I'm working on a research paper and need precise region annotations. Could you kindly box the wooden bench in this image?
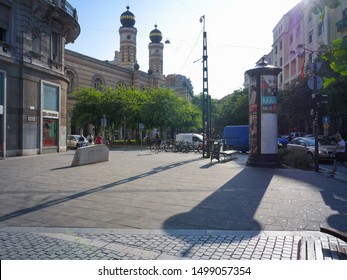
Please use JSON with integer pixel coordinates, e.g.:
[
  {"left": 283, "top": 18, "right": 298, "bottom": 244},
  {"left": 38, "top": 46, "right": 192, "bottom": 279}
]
[{"left": 297, "top": 226, "right": 347, "bottom": 260}]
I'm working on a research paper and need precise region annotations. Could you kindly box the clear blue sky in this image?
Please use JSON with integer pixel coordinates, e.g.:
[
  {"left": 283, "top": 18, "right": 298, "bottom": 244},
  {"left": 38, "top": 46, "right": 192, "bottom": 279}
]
[{"left": 66, "top": 0, "right": 301, "bottom": 99}]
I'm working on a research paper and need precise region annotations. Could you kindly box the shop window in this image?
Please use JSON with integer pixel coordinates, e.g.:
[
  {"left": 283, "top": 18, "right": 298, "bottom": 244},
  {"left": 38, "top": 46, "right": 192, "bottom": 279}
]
[{"left": 42, "top": 119, "right": 58, "bottom": 147}]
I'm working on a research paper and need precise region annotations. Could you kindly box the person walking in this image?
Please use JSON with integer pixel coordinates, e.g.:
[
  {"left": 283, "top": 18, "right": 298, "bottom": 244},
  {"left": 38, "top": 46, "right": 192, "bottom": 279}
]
[
  {"left": 327, "top": 133, "right": 346, "bottom": 178},
  {"left": 95, "top": 133, "right": 103, "bottom": 145},
  {"left": 154, "top": 132, "right": 161, "bottom": 154}
]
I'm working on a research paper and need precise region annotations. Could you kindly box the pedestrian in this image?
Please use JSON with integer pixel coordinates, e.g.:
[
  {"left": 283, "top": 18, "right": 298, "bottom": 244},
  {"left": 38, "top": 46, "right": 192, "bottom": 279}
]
[
  {"left": 154, "top": 132, "right": 161, "bottom": 153},
  {"left": 78, "top": 134, "right": 86, "bottom": 147},
  {"left": 95, "top": 133, "right": 103, "bottom": 145},
  {"left": 87, "top": 133, "right": 94, "bottom": 144},
  {"left": 327, "top": 133, "right": 346, "bottom": 178}
]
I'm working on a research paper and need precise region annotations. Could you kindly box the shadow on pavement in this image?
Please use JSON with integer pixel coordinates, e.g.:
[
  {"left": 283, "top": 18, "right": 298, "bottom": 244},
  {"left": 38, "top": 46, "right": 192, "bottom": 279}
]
[
  {"left": 0, "top": 157, "right": 204, "bottom": 223},
  {"left": 163, "top": 167, "right": 273, "bottom": 256},
  {"left": 321, "top": 189, "right": 347, "bottom": 232}
]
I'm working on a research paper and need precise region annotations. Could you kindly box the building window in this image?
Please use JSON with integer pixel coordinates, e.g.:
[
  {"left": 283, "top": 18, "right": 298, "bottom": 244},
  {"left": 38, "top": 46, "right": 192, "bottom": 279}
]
[
  {"left": 280, "top": 57, "right": 283, "bottom": 66},
  {"left": 93, "top": 77, "right": 103, "bottom": 90},
  {"left": 308, "top": 31, "right": 313, "bottom": 43},
  {"left": 51, "top": 32, "right": 61, "bottom": 62},
  {"left": 66, "top": 70, "right": 75, "bottom": 95},
  {"left": 32, "top": 28, "right": 41, "bottom": 54},
  {"left": 0, "top": 3, "right": 10, "bottom": 42},
  {"left": 43, "top": 83, "right": 59, "bottom": 111},
  {"left": 308, "top": 12, "right": 312, "bottom": 22},
  {"left": 290, "top": 33, "right": 293, "bottom": 44},
  {"left": 318, "top": 22, "right": 324, "bottom": 36},
  {"left": 279, "top": 40, "right": 282, "bottom": 50}
]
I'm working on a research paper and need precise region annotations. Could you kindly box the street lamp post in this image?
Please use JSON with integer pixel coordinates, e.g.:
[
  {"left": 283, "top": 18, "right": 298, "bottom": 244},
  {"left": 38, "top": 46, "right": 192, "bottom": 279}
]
[{"left": 200, "top": 15, "right": 211, "bottom": 158}]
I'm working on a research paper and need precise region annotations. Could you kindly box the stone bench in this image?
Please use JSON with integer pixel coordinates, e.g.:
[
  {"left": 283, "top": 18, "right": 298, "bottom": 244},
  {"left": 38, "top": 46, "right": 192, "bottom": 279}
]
[{"left": 71, "top": 144, "right": 109, "bottom": 167}]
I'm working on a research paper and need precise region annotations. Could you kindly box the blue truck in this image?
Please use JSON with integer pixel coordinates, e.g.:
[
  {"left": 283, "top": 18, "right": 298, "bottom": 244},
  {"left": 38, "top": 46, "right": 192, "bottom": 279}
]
[{"left": 223, "top": 125, "right": 249, "bottom": 153}]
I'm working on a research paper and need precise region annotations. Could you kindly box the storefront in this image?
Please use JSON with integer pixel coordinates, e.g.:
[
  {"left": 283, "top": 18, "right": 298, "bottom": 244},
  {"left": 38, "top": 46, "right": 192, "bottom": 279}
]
[{"left": 41, "top": 82, "right": 60, "bottom": 153}]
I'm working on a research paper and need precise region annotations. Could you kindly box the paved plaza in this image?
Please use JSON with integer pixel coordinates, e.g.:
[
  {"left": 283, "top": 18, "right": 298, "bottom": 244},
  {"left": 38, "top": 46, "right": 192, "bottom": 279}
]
[{"left": 0, "top": 148, "right": 346, "bottom": 259}]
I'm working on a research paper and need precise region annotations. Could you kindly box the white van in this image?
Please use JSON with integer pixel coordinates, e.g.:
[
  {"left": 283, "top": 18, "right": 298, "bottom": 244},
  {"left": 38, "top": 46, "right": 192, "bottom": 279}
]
[{"left": 175, "top": 133, "right": 203, "bottom": 147}]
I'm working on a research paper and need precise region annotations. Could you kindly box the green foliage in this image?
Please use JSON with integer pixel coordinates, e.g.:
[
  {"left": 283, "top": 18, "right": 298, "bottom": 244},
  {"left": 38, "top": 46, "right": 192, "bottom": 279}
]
[
  {"left": 70, "top": 86, "right": 201, "bottom": 134},
  {"left": 278, "top": 149, "right": 312, "bottom": 169},
  {"left": 311, "top": 0, "right": 341, "bottom": 19},
  {"left": 212, "top": 88, "right": 248, "bottom": 134},
  {"left": 322, "top": 38, "right": 347, "bottom": 82}
]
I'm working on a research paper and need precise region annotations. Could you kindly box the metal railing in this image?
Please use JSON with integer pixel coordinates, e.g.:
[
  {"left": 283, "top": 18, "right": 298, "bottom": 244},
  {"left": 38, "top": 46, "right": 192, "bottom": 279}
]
[{"left": 44, "top": 0, "right": 78, "bottom": 21}]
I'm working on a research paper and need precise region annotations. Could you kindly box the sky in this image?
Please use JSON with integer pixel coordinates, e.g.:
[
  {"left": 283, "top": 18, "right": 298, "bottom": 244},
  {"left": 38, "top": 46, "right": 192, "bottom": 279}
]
[{"left": 66, "top": 0, "right": 301, "bottom": 100}]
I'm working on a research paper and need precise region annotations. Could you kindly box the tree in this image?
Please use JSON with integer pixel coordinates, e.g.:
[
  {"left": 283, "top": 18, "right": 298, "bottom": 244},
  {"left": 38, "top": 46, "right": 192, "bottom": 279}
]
[
  {"left": 71, "top": 86, "right": 202, "bottom": 138},
  {"left": 311, "top": 0, "right": 341, "bottom": 19},
  {"left": 213, "top": 88, "right": 248, "bottom": 134}
]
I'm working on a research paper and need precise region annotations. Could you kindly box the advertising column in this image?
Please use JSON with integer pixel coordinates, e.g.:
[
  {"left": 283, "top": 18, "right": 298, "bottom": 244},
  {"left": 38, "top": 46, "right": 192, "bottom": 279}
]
[{"left": 245, "top": 58, "right": 282, "bottom": 167}]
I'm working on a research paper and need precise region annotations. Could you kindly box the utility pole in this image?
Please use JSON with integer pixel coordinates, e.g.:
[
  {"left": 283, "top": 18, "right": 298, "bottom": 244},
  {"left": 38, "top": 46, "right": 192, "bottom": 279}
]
[
  {"left": 200, "top": 15, "right": 211, "bottom": 158},
  {"left": 308, "top": 61, "right": 323, "bottom": 172}
]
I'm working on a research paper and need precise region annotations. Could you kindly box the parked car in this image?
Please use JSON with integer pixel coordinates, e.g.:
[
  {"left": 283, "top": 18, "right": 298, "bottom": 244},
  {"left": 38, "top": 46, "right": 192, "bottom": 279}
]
[
  {"left": 286, "top": 137, "right": 336, "bottom": 160},
  {"left": 278, "top": 136, "right": 289, "bottom": 148},
  {"left": 67, "top": 135, "right": 88, "bottom": 149}
]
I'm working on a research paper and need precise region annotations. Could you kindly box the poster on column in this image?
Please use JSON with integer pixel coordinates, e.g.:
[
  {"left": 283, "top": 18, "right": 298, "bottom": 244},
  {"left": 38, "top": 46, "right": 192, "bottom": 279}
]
[
  {"left": 261, "top": 75, "right": 278, "bottom": 113},
  {"left": 249, "top": 77, "right": 258, "bottom": 154}
]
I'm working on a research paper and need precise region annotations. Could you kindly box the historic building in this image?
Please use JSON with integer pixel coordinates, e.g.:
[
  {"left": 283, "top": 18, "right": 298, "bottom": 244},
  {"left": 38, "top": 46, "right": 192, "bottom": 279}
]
[
  {"left": 65, "top": 5, "right": 193, "bottom": 137},
  {"left": 0, "top": 2, "right": 193, "bottom": 158},
  {"left": 0, "top": 0, "right": 80, "bottom": 158}
]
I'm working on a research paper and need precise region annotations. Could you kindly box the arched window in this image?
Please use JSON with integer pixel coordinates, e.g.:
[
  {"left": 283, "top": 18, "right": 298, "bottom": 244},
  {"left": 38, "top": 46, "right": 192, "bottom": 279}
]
[
  {"left": 93, "top": 77, "right": 103, "bottom": 90},
  {"left": 66, "top": 70, "right": 75, "bottom": 95}
]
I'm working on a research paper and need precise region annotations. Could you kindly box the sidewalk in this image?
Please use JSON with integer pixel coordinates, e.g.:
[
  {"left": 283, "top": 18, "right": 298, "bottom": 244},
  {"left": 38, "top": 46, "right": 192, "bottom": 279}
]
[{"left": 0, "top": 149, "right": 346, "bottom": 260}]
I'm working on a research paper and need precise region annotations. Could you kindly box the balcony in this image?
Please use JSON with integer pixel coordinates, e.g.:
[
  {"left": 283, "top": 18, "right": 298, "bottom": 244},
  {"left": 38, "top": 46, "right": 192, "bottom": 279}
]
[
  {"left": 336, "top": 17, "right": 347, "bottom": 33},
  {"left": 37, "top": 0, "right": 80, "bottom": 43}
]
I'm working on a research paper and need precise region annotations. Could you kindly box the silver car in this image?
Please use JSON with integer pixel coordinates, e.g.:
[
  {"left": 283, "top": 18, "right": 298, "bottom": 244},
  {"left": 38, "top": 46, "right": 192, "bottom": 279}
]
[
  {"left": 286, "top": 137, "right": 336, "bottom": 160},
  {"left": 67, "top": 135, "right": 88, "bottom": 149}
]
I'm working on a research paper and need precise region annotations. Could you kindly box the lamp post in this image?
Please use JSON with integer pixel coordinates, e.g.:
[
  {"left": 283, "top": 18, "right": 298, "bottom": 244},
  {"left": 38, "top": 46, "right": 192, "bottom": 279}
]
[
  {"left": 297, "top": 45, "right": 323, "bottom": 172},
  {"left": 200, "top": 15, "right": 211, "bottom": 158}
]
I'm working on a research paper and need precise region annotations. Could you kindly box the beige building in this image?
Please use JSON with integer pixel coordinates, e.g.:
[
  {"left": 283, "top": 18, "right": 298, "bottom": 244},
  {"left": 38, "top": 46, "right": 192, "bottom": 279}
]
[
  {"left": 272, "top": 0, "right": 347, "bottom": 88},
  {"left": 65, "top": 6, "right": 194, "bottom": 138}
]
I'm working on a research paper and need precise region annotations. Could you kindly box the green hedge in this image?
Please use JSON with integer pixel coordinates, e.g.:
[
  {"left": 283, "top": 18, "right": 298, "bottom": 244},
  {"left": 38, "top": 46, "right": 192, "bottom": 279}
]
[{"left": 278, "top": 149, "right": 313, "bottom": 169}]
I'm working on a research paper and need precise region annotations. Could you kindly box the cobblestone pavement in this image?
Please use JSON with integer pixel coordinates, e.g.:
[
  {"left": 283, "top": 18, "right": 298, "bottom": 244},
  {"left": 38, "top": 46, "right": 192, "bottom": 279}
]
[
  {"left": 0, "top": 148, "right": 346, "bottom": 260},
  {"left": 1, "top": 227, "right": 346, "bottom": 260}
]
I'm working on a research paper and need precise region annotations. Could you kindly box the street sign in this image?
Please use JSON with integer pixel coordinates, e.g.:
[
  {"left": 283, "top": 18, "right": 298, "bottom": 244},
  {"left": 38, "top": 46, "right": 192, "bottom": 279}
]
[
  {"left": 308, "top": 62, "right": 322, "bottom": 71},
  {"left": 307, "top": 76, "right": 323, "bottom": 90}
]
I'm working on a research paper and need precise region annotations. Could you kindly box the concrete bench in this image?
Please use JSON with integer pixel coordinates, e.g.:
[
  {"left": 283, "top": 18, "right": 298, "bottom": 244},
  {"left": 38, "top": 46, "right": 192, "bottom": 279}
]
[
  {"left": 71, "top": 144, "right": 109, "bottom": 167},
  {"left": 219, "top": 150, "right": 238, "bottom": 161},
  {"left": 211, "top": 148, "right": 238, "bottom": 163}
]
